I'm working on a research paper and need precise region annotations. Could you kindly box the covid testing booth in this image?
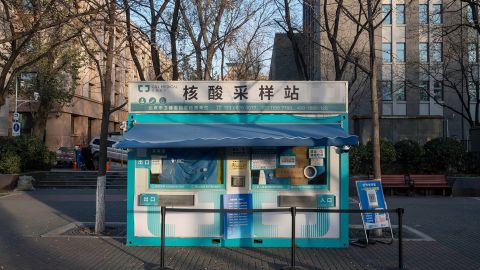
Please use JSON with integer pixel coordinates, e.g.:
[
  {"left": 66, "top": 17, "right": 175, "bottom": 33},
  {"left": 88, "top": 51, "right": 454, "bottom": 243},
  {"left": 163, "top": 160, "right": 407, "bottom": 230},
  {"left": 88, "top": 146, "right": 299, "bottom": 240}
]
[{"left": 116, "top": 81, "right": 358, "bottom": 247}]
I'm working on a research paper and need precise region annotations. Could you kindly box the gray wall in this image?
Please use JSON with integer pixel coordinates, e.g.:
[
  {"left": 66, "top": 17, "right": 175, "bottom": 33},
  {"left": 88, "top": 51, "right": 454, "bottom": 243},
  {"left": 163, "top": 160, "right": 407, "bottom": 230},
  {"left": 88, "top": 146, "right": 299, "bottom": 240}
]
[
  {"left": 353, "top": 116, "right": 444, "bottom": 145},
  {"left": 0, "top": 98, "right": 9, "bottom": 136}
]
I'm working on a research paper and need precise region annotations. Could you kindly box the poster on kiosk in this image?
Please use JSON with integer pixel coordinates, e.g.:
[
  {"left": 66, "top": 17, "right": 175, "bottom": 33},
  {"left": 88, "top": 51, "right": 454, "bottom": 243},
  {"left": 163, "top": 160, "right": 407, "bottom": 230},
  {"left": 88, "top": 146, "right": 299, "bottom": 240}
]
[{"left": 116, "top": 81, "right": 358, "bottom": 248}]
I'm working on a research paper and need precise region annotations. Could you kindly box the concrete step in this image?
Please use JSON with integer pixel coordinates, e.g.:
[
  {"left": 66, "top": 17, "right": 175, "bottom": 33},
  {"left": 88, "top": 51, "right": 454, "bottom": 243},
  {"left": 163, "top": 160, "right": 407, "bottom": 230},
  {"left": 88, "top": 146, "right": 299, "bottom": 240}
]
[{"left": 34, "top": 170, "right": 127, "bottom": 189}]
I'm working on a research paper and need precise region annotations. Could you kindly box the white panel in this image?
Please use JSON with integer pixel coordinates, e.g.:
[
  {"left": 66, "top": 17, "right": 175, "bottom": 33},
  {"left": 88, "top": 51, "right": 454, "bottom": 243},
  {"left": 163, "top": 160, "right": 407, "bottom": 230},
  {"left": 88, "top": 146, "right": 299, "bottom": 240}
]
[
  {"left": 382, "top": 103, "right": 393, "bottom": 115},
  {"left": 469, "top": 104, "right": 477, "bottom": 119},
  {"left": 324, "top": 146, "right": 340, "bottom": 238},
  {"left": 419, "top": 103, "right": 430, "bottom": 115},
  {"left": 134, "top": 168, "right": 155, "bottom": 237},
  {"left": 393, "top": 103, "right": 407, "bottom": 115},
  {"left": 419, "top": 26, "right": 429, "bottom": 42},
  {"left": 395, "top": 26, "right": 406, "bottom": 42},
  {"left": 382, "top": 26, "right": 392, "bottom": 43},
  {"left": 382, "top": 64, "right": 392, "bottom": 80},
  {"left": 430, "top": 103, "right": 444, "bottom": 115},
  {"left": 394, "top": 64, "right": 406, "bottom": 80}
]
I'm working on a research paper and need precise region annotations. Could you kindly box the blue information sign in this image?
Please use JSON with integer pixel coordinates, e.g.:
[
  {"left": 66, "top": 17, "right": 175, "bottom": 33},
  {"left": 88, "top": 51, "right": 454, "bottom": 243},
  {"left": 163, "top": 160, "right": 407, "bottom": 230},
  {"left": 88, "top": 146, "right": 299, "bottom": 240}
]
[
  {"left": 223, "top": 194, "right": 253, "bottom": 239},
  {"left": 355, "top": 180, "right": 389, "bottom": 230}
]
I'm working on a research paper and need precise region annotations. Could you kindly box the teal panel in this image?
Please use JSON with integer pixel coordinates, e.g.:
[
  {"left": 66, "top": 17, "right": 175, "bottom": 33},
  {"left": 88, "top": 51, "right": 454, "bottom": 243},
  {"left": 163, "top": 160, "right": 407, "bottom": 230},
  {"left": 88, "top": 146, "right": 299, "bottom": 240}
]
[
  {"left": 129, "top": 113, "right": 344, "bottom": 125},
  {"left": 197, "top": 191, "right": 223, "bottom": 237},
  {"left": 317, "top": 194, "right": 336, "bottom": 208},
  {"left": 252, "top": 192, "right": 278, "bottom": 238},
  {"left": 138, "top": 194, "right": 158, "bottom": 206},
  {"left": 127, "top": 151, "right": 136, "bottom": 246},
  {"left": 146, "top": 205, "right": 175, "bottom": 237},
  {"left": 131, "top": 102, "right": 346, "bottom": 113},
  {"left": 300, "top": 211, "right": 330, "bottom": 238},
  {"left": 340, "top": 115, "right": 350, "bottom": 247},
  {"left": 128, "top": 237, "right": 347, "bottom": 248},
  {"left": 149, "top": 184, "right": 224, "bottom": 189}
]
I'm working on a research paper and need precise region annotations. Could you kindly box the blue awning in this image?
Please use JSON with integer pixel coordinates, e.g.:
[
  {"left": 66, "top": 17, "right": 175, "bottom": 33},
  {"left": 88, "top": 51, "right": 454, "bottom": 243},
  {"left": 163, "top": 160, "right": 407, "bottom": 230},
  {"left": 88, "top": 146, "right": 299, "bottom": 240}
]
[{"left": 115, "top": 123, "right": 358, "bottom": 148}]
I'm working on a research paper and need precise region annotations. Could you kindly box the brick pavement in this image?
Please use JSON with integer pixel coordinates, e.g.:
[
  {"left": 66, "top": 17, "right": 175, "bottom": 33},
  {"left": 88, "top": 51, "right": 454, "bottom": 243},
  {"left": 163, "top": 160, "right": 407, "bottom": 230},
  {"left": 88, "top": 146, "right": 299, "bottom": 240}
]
[{"left": 0, "top": 190, "right": 479, "bottom": 270}]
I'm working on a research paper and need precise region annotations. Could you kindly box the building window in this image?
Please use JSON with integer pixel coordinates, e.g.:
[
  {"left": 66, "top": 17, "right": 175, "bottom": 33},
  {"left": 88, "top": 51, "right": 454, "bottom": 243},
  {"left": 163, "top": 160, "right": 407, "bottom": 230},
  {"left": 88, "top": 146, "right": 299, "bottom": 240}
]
[
  {"left": 396, "top": 42, "right": 406, "bottom": 62},
  {"left": 383, "top": 4, "right": 392, "bottom": 24},
  {"left": 468, "top": 43, "right": 478, "bottom": 63},
  {"left": 468, "top": 80, "right": 478, "bottom": 100},
  {"left": 420, "top": 81, "right": 430, "bottom": 101},
  {"left": 383, "top": 43, "right": 392, "bottom": 62},
  {"left": 467, "top": 5, "right": 474, "bottom": 23},
  {"left": 433, "top": 81, "right": 443, "bottom": 100},
  {"left": 432, "top": 42, "right": 443, "bottom": 62},
  {"left": 396, "top": 81, "right": 406, "bottom": 101},
  {"left": 396, "top": 4, "right": 405, "bottom": 24},
  {"left": 432, "top": 4, "right": 443, "bottom": 24},
  {"left": 419, "top": 43, "right": 429, "bottom": 62},
  {"left": 381, "top": 81, "right": 393, "bottom": 101},
  {"left": 419, "top": 4, "right": 429, "bottom": 24}
]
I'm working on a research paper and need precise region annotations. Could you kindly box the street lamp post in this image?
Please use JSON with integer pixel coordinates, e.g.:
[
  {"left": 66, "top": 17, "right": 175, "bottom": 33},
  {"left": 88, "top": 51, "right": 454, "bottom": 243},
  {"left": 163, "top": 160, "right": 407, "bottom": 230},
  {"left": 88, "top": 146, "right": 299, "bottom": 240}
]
[
  {"left": 15, "top": 75, "right": 18, "bottom": 113},
  {"left": 12, "top": 72, "right": 38, "bottom": 137}
]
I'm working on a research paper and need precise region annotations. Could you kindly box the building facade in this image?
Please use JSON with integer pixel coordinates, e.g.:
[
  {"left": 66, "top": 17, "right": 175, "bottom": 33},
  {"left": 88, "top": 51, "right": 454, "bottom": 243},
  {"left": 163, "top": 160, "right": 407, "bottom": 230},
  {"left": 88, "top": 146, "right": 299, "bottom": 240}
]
[
  {"left": 0, "top": 4, "right": 162, "bottom": 150},
  {"left": 271, "top": 0, "right": 480, "bottom": 145}
]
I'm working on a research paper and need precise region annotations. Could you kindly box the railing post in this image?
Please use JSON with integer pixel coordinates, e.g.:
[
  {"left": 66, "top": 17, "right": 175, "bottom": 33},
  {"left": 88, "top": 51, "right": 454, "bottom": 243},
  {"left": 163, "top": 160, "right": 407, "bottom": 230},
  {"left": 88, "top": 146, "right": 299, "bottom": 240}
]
[
  {"left": 282, "top": 206, "right": 305, "bottom": 270},
  {"left": 291, "top": 206, "right": 296, "bottom": 268},
  {"left": 160, "top": 206, "right": 174, "bottom": 269},
  {"left": 398, "top": 208, "right": 404, "bottom": 269}
]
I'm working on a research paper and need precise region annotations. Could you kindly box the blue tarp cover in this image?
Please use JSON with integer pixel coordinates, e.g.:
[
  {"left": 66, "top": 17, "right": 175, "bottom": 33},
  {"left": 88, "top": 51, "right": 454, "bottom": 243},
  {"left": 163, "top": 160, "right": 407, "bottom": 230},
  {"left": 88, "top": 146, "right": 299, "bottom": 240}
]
[{"left": 115, "top": 123, "right": 358, "bottom": 148}]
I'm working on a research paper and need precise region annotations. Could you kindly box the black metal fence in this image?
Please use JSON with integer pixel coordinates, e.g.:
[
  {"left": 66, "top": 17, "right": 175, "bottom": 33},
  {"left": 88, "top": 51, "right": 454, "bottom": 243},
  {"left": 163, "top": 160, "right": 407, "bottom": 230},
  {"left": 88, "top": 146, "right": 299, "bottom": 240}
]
[{"left": 155, "top": 207, "right": 405, "bottom": 270}]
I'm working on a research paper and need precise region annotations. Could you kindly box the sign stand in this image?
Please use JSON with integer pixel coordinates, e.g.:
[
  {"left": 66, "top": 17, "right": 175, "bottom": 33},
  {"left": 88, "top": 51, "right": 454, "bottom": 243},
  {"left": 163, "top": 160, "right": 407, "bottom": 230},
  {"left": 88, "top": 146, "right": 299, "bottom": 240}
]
[
  {"left": 352, "top": 180, "right": 394, "bottom": 247},
  {"left": 358, "top": 203, "right": 394, "bottom": 245}
]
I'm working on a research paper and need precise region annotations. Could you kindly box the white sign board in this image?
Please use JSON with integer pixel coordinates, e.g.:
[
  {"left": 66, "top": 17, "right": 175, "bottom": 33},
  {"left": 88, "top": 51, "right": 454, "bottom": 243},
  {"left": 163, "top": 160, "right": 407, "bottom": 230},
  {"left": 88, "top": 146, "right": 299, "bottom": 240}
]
[
  {"left": 309, "top": 148, "right": 326, "bottom": 159},
  {"left": 13, "top": 112, "right": 20, "bottom": 121},
  {"left": 128, "top": 81, "right": 347, "bottom": 114}
]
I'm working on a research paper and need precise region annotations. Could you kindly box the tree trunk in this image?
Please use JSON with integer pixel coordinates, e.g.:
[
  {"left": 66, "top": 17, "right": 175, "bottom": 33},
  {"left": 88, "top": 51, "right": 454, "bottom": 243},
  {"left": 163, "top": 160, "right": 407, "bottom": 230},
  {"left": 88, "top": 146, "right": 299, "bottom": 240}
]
[
  {"left": 0, "top": 95, "right": 6, "bottom": 110},
  {"left": 124, "top": 0, "right": 145, "bottom": 81},
  {"left": 195, "top": 48, "right": 203, "bottom": 80},
  {"left": 95, "top": 0, "right": 116, "bottom": 234},
  {"left": 32, "top": 111, "right": 48, "bottom": 141},
  {"left": 170, "top": 0, "right": 181, "bottom": 80},
  {"left": 204, "top": 47, "right": 215, "bottom": 80},
  {"left": 367, "top": 0, "right": 381, "bottom": 180}
]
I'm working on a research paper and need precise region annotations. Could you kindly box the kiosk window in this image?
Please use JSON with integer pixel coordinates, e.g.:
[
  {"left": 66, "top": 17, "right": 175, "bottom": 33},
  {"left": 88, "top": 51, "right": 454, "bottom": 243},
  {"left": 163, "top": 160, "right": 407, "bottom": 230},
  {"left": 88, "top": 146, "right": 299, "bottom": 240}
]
[
  {"left": 231, "top": 176, "right": 246, "bottom": 187},
  {"left": 149, "top": 148, "right": 223, "bottom": 186},
  {"left": 251, "top": 146, "right": 328, "bottom": 187}
]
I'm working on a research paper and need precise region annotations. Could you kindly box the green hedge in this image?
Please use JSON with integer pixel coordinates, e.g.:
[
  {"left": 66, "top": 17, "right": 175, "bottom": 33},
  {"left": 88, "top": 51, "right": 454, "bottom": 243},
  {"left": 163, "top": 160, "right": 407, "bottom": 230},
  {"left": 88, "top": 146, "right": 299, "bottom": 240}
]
[
  {"left": 350, "top": 137, "right": 477, "bottom": 175},
  {"left": 423, "top": 138, "right": 465, "bottom": 174},
  {"left": 0, "top": 152, "right": 21, "bottom": 174},
  {"left": 394, "top": 139, "right": 422, "bottom": 174},
  {"left": 0, "top": 136, "right": 55, "bottom": 174}
]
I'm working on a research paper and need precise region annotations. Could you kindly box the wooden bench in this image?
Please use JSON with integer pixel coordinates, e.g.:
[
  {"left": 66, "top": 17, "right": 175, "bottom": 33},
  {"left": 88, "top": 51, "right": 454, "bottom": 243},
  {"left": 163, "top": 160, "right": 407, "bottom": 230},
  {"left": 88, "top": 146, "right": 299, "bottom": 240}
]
[
  {"left": 369, "top": 175, "right": 411, "bottom": 195},
  {"left": 410, "top": 174, "right": 450, "bottom": 196}
]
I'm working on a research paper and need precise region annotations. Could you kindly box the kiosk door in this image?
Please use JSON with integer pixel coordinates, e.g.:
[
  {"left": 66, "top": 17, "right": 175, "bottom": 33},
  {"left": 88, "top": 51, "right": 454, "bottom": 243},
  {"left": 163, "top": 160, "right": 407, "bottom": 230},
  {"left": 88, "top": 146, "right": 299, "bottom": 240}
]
[{"left": 225, "top": 147, "right": 251, "bottom": 194}]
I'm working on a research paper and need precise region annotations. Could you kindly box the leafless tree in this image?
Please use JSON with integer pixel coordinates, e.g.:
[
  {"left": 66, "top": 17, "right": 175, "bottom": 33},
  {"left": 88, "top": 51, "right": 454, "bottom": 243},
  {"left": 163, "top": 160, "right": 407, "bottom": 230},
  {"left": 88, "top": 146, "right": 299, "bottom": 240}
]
[
  {"left": 323, "top": 0, "right": 390, "bottom": 179},
  {"left": 180, "top": 0, "right": 260, "bottom": 80},
  {"left": 407, "top": 1, "right": 480, "bottom": 129},
  {"left": 221, "top": 0, "right": 274, "bottom": 80},
  {"left": 0, "top": 0, "right": 95, "bottom": 110},
  {"left": 80, "top": 0, "right": 129, "bottom": 233}
]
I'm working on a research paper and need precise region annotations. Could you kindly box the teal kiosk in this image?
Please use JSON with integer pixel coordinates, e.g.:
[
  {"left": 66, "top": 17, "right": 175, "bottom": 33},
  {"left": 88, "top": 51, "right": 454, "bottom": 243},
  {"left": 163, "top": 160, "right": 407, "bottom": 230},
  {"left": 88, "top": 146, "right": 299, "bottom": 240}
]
[{"left": 117, "top": 81, "right": 358, "bottom": 247}]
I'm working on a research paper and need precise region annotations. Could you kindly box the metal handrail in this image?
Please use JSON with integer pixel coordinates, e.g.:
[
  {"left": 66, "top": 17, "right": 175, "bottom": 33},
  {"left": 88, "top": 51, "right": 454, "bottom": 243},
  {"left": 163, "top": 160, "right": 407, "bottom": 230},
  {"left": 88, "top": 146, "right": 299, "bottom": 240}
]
[{"left": 152, "top": 207, "right": 405, "bottom": 270}]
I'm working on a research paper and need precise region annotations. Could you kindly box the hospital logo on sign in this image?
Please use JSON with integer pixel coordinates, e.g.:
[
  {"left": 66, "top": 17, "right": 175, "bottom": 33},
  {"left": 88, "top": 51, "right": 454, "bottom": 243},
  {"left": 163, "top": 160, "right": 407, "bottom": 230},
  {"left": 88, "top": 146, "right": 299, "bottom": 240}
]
[{"left": 138, "top": 85, "right": 150, "bottom": 92}]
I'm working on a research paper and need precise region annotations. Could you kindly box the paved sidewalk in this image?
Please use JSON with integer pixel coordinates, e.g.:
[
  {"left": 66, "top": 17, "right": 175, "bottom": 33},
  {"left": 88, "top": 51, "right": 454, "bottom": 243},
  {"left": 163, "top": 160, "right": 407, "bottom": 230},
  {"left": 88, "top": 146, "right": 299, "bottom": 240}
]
[{"left": 0, "top": 190, "right": 479, "bottom": 270}]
